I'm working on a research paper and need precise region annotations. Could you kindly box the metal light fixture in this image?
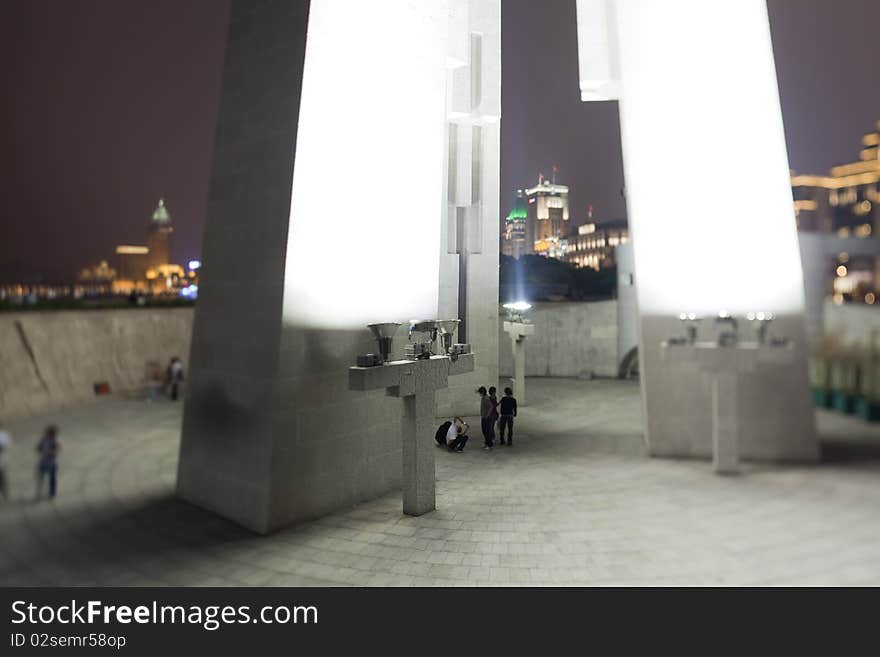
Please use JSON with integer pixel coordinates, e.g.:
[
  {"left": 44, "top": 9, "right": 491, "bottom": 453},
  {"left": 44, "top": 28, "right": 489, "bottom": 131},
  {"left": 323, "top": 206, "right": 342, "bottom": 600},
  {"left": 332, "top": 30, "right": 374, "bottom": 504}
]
[
  {"left": 363, "top": 322, "right": 401, "bottom": 365},
  {"left": 436, "top": 319, "right": 460, "bottom": 355},
  {"left": 716, "top": 311, "right": 739, "bottom": 347},
  {"left": 746, "top": 311, "right": 775, "bottom": 344},
  {"left": 406, "top": 320, "right": 439, "bottom": 360},
  {"left": 678, "top": 312, "right": 702, "bottom": 345}
]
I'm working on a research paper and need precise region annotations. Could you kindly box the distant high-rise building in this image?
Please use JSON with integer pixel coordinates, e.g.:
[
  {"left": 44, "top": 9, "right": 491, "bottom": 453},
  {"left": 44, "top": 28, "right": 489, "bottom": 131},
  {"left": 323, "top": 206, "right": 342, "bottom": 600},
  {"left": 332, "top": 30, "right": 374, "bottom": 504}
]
[
  {"left": 146, "top": 198, "right": 173, "bottom": 272},
  {"left": 501, "top": 190, "right": 528, "bottom": 258},
  {"left": 561, "top": 219, "right": 628, "bottom": 270},
  {"left": 499, "top": 172, "right": 571, "bottom": 259},
  {"left": 525, "top": 176, "right": 569, "bottom": 256}
]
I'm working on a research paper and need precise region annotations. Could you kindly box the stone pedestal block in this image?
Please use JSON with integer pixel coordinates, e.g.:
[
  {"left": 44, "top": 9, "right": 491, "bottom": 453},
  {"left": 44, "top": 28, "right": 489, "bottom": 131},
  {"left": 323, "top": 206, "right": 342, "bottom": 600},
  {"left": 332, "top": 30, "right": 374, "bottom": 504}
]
[{"left": 662, "top": 341, "right": 796, "bottom": 474}]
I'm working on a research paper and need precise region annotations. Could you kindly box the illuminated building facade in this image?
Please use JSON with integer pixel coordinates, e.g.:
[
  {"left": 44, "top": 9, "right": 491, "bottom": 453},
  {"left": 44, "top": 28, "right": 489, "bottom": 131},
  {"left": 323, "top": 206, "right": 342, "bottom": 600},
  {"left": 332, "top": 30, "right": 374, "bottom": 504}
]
[
  {"left": 501, "top": 190, "right": 528, "bottom": 258},
  {"left": 525, "top": 179, "right": 569, "bottom": 255},
  {"left": 115, "top": 244, "right": 149, "bottom": 283},
  {"left": 791, "top": 120, "right": 880, "bottom": 304},
  {"left": 3, "top": 197, "right": 193, "bottom": 302},
  {"left": 562, "top": 219, "right": 628, "bottom": 270},
  {"left": 77, "top": 260, "right": 117, "bottom": 283}
]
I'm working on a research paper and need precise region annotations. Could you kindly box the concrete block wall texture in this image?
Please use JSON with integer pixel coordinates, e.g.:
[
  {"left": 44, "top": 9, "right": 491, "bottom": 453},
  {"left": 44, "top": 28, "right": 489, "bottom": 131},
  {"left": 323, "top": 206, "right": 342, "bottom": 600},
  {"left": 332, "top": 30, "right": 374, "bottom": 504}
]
[
  {"left": 177, "top": 0, "right": 314, "bottom": 534},
  {"left": 498, "top": 301, "right": 620, "bottom": 380},
  {"left": 179, "top": 0, "right": 502, "bottom": 534},
  {"left": 0, "top": 309, "right": 193, "bottom": 420}
]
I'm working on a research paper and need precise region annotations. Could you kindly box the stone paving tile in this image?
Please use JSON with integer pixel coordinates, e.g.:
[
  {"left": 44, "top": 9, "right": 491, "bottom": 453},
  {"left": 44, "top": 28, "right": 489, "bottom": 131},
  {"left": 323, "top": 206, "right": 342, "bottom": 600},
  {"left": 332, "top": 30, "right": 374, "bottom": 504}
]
[{"left": 1, "top": 379, "right": 879, "bottom": 585}]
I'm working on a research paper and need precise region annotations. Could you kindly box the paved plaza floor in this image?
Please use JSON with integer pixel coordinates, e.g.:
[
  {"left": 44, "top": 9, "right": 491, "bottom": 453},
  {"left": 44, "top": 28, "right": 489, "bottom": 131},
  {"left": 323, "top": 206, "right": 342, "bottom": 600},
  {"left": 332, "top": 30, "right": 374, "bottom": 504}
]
[{"left": 1, "top": 378, "right": 879, "bottom": 586}]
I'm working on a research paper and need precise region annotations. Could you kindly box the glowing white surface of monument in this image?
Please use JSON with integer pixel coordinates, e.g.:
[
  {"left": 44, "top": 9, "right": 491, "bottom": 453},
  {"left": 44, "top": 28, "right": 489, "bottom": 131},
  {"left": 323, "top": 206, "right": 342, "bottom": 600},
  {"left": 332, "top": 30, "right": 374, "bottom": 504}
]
[
  {"left": 577, "top": 0, "right": 806, "bottom": 316},
  {"left": 576, "top": 0, "right": 818, "bottom": 462},
  {"left": 283, "top": 0, "right": 450, "bottom": 328}
]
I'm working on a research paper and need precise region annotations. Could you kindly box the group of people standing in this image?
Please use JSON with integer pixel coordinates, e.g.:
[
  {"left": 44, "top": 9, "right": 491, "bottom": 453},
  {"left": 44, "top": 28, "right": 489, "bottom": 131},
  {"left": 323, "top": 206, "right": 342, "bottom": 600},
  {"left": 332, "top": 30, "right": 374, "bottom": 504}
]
[
  {"left": 438, "top": 386, "right": 518, "bottom": 453},
  {"left": 0, "top": 422, "right": 62, "bottom": 502},
  {"left": 478, "top": 385, "right": 517, "bottom": 450}
]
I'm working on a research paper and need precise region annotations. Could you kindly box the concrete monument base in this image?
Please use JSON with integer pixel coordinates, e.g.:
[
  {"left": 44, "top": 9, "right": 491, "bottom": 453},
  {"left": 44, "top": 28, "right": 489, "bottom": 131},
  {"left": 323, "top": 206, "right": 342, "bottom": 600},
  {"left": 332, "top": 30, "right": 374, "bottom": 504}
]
[{"left": 662, "top": 341, "right": 800, "bottom": 473}]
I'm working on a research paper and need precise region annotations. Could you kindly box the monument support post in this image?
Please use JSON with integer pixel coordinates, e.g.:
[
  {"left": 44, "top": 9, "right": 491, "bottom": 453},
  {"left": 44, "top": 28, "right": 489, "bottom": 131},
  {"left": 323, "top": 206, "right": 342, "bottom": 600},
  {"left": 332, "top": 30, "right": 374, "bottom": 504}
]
[
  {"left": 503, "top": 321, "right": 534, "bottom": 406},
  {"left": 662, "top": 342, "right": 795, "bottom": 474},
  {"left": 350, "top": 354, "right": 475, "bottom": 515}
]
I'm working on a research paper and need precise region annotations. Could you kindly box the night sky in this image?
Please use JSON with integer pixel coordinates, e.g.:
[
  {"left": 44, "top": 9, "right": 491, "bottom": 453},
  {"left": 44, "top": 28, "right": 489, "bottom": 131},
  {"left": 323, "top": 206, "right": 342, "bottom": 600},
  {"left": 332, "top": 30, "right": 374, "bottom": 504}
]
[{"left": 3, "top": 0, "right": 879, "bottom": 282}]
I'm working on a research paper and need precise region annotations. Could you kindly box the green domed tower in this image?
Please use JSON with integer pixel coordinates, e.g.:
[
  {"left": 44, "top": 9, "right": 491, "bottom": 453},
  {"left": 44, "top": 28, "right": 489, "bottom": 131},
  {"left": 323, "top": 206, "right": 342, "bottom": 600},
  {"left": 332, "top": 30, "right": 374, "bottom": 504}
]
[{"left": 146, "top": 198, "right": 173, "bottom": 271}]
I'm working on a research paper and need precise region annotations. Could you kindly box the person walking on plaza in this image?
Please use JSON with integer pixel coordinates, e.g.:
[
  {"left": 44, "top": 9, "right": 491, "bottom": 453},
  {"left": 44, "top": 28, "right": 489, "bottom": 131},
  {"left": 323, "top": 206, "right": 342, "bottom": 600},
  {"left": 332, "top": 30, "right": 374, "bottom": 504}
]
[
  {"left": 0, "top": 423, "right": 11, "bottom": 500},
  {"left": 498, "top": 387, "right": 517, "bottom": 446},
  {"left": 36, "top": 425, "right": 61, "bottom": 500},
  {"left": 478, "top": 386, "right": 495, "bottom": 450}
]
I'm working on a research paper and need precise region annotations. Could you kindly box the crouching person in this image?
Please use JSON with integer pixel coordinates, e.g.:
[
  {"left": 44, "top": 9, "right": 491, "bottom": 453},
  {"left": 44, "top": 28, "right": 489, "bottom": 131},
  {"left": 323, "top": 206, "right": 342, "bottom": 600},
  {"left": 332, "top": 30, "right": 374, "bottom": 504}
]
[{"left": 447, "top": 417, "right": 469, "bottom": 452}]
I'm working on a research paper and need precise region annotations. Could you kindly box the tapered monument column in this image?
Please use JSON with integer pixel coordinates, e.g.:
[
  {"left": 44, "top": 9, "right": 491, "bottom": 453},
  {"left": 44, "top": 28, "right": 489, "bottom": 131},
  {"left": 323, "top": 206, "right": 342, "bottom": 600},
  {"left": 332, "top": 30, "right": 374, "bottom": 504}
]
[
  {"left": 178, "top": 0, "right": 502, "bottom": 533},
  {"left": 176, "top": 0, "right": 314, "bottom": 533},
  {"left": 436, "top": 0, "right": 502, "bottom": 419},
  {"left": 576, "top": 0, "right": 818, "bottom": 462}
]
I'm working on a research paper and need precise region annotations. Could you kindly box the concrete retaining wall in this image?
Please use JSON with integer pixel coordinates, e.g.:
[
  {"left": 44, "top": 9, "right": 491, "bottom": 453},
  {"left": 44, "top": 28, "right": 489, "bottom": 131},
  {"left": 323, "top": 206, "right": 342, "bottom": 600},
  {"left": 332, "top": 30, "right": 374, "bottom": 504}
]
[
  {"left": 499, "top": 300, "right": 620, "bottom": 379},
  {"left": 0, "top": 309, "right": 193, "bottom": 420}
]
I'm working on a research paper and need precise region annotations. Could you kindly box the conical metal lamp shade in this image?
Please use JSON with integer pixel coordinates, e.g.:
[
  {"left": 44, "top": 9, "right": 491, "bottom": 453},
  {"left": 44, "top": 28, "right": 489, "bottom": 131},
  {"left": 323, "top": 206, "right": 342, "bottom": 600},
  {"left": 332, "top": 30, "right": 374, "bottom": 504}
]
[
  {"left": 436, "top": 319, "right": 460, "bottom": 353},
  {"left": 368, "top": 322, "right": 402, "bottom": 340},
  {"left": 367, "top": 322, "right": 401, "bottom": 362},
  {"left": 436, "top": 319, "right": 460, "bottom": 335}
]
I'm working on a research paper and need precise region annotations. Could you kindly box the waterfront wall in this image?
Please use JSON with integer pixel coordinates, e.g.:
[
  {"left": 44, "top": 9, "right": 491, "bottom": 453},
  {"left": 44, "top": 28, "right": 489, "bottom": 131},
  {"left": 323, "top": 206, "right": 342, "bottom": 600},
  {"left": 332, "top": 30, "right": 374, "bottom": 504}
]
[
  {"left": 3, "top": 300, "right": 875, "bottom": 422},
  {"left": 0, "top": 308, "right": 193, "bottom": 420},
  {"left": 498, "top": 300, "right": 626, "bottom": 379}
]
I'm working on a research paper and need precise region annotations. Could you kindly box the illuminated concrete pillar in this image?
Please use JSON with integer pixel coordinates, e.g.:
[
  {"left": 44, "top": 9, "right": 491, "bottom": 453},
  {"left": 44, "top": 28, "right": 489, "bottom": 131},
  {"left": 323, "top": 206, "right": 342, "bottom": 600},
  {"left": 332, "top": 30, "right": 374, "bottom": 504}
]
[
  {"left": 437, "top": 0, "right": 501, "bottom": 419},
  {"left": 576, "top": 0, "right": 818, "bottom": 462},
  {"left": 178, "top": 0, "right": 501, "bottom": 533}
]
